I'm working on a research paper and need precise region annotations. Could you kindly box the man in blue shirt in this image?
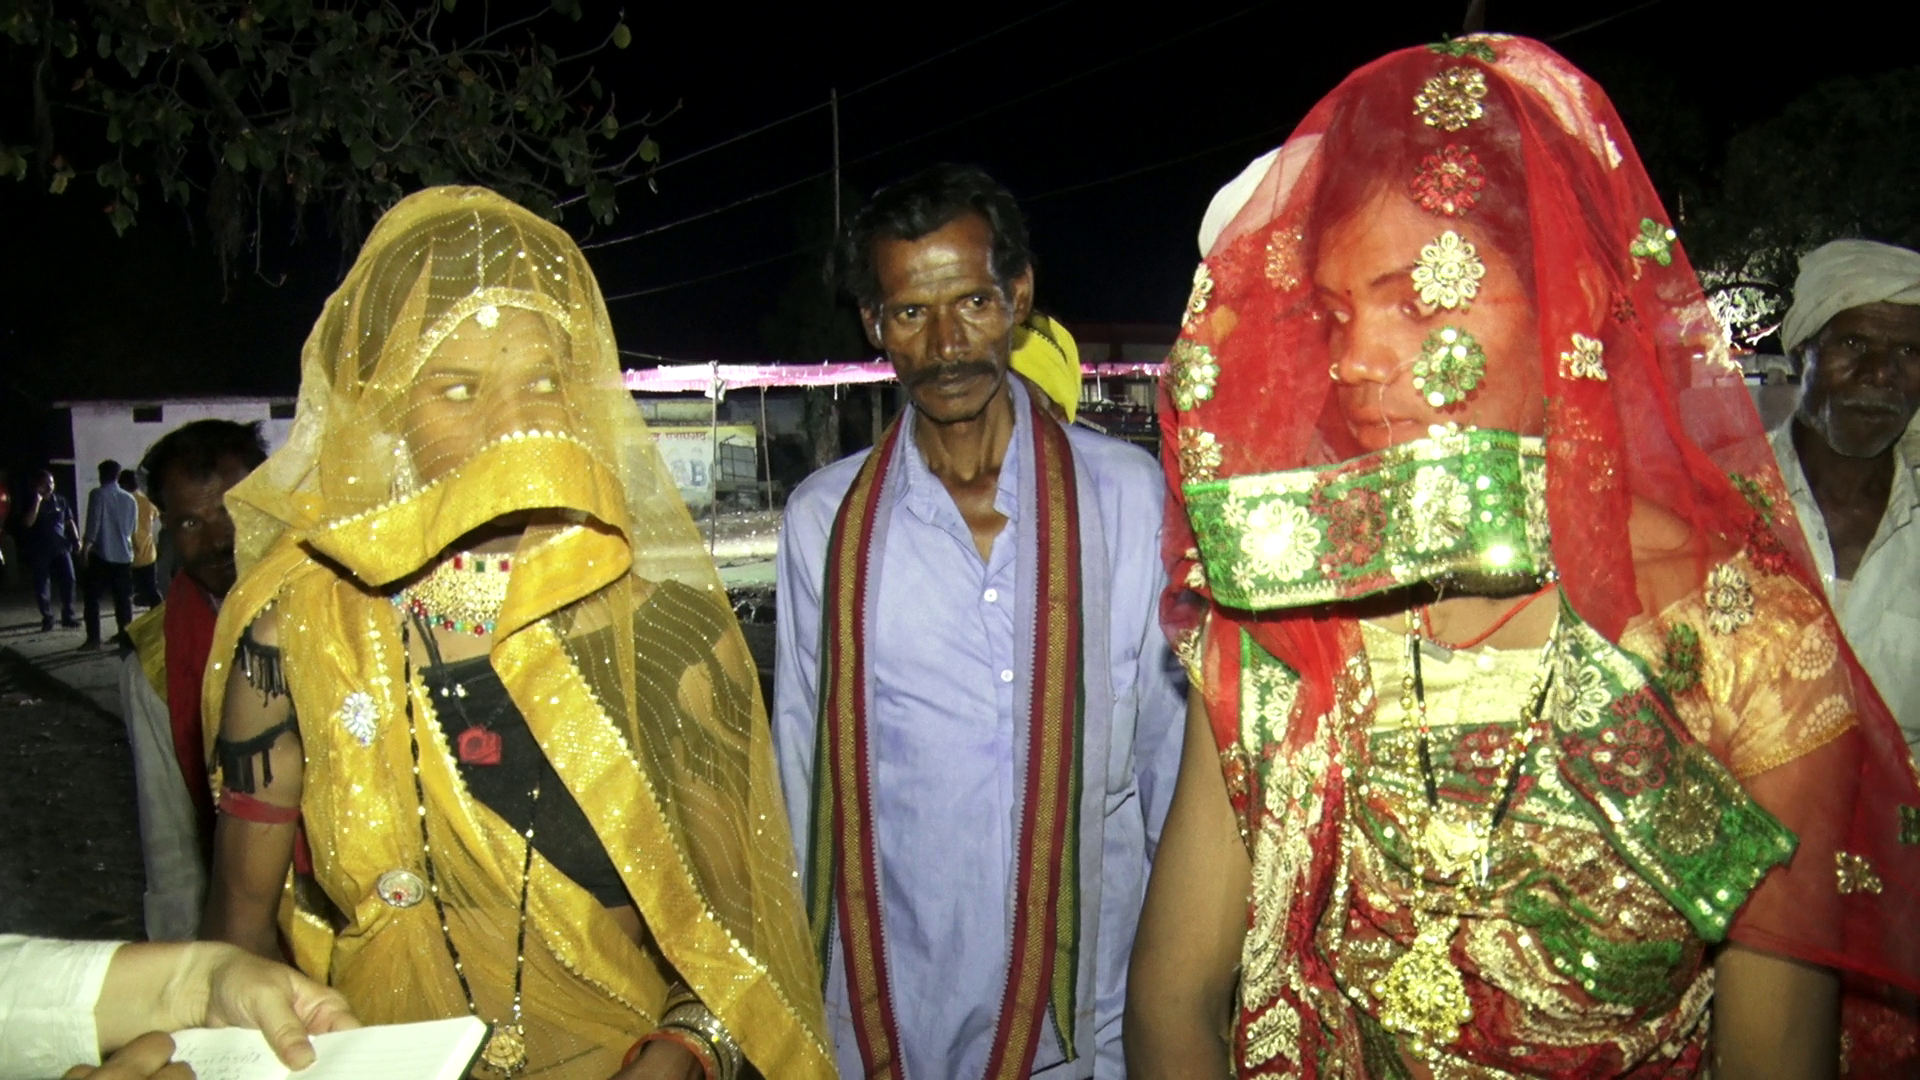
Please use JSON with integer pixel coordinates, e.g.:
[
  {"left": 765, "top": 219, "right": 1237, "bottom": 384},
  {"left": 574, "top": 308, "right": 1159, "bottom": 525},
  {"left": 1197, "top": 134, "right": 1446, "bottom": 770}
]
[
  {"left": 79, "top": 458, "right": 138, "bottom": 651},
  {"left": 773, "top": 166, "right": 1184, "bottom": 1080},
  {"left": 22, "top": 469, "right": 80, "bottom": 632}
]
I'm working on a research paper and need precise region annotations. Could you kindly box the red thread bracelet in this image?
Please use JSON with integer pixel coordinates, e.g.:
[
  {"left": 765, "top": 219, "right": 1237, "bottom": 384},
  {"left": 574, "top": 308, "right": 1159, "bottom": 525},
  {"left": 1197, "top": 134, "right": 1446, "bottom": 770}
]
[{"left": 218, "top": 789, "right": 301, "bottom": 825}]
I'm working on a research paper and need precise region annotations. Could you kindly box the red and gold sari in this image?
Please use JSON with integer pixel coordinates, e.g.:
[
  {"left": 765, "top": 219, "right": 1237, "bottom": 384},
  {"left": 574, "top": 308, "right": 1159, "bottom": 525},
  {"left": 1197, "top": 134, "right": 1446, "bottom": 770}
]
[{"left": 1161, "top": 36, "right": 1920, "bottom": 1077}]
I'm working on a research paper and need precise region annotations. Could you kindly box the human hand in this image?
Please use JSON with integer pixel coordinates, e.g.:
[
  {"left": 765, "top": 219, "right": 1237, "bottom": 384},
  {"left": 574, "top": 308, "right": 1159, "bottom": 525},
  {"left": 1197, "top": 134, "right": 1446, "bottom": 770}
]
[
  {"left": 61, "top": 1032, "right": 191, "bottom": 1080},
  {"left": 192, "top": 944, "right": 359, "bottom": 1069},
  {"left": 94, "top": 942, "right": 358, "bottom": 1070},
  {"left": 610, "top": 1038, "right": 706, "bottom": 1080}
]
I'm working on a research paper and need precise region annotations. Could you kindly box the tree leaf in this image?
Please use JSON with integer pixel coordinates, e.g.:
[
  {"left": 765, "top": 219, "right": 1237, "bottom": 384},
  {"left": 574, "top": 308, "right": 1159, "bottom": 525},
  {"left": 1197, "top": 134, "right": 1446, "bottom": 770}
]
[
  {"left": 224, "top": 140, "right": 249, "bottom": 171},
  {"left": 611, "top": 22, "right": 630, "bottom": 49},
  {"left": 639, "top": 136, "right": 659, "bottom": 163}
]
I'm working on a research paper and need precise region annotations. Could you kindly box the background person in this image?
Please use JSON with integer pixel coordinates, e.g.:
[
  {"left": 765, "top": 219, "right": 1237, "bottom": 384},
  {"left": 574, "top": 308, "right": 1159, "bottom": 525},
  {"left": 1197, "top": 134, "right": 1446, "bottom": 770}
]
[
  {"left": 122, "top": 468, "right": 162, "bottom": 608},
  {"left": 1127, "top": 38, "right": 1919, "bottom": 1078},
  {"left": 79, "top": 458, "right": 137, "bottom": 651},
  {"left": 0, "top": 934, "right": 356, "bottom": 1080},
  {"left": 200, "top": 186, "right": 832, "bottom": 1080},
  {"left": 1770, "top": 239, "right": 1920, "bottom": 763},
  {"left": 117, "top": 420, "right": 270, "bottom": 942},
  {"left": 22, "top": 468, "right": 80, "bottom": 631}
]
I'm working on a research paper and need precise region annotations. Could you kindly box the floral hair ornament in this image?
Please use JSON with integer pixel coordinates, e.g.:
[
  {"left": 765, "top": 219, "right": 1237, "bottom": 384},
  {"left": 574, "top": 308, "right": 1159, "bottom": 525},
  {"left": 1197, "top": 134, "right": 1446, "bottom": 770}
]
[
  {"left": 1413, "top": 326, "right": 1486, "bottom": 407},
  {"left": 1411, "top": 146, "right": 1486, "bottom": 217},
  {"left": 1412, "top": 231, "right": 1487, "bottom": 310}
]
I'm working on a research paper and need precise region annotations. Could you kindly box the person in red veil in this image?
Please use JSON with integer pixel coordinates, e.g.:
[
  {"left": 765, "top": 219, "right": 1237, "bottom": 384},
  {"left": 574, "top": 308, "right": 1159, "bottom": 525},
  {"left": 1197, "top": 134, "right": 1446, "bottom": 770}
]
[{"left": 1125, "top": 36, "right": 1920, "bottom": 1078}]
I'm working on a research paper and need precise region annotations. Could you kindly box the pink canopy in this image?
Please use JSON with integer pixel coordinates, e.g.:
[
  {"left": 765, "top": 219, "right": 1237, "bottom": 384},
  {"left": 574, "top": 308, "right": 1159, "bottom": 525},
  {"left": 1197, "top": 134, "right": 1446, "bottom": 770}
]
[{"left": 621, "top": 360, "right": 1166, "bottom": 395}]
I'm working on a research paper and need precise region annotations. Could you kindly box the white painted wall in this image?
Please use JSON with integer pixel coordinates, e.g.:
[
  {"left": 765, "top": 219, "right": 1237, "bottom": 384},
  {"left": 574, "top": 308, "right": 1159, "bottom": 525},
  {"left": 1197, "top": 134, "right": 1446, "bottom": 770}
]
[{"left": 62, "top": 399, "right": 295, "bottom": 488}]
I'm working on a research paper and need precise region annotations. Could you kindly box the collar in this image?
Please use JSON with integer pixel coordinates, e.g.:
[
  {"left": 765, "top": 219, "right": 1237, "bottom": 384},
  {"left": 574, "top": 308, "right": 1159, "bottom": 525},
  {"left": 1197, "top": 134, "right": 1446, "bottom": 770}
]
[
  {"left": 1770, "top": 417, "right": 1920, "bottom": 525},
  {"left": 896, "top": 374, "right": 1028, "bottom": 528}
]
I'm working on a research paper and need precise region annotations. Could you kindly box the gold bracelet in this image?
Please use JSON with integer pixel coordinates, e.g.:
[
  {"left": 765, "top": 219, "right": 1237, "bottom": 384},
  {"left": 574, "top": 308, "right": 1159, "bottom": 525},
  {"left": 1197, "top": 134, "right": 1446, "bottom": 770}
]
[{"left": 660, "top": 1001, "right": 742, "bottom": 1080}]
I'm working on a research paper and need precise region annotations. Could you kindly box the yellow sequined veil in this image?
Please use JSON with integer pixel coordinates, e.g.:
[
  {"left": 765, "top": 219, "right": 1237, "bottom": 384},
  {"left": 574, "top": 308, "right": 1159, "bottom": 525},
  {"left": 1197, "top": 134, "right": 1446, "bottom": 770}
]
[{"left": 203, "top": 186, "right": 832, "bottom": 1077}]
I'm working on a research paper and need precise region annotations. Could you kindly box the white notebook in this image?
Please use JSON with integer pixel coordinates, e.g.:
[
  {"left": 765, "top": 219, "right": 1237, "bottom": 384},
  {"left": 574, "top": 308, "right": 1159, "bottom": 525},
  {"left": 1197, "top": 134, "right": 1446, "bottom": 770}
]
[{"left": 169, "top": 1016, "right": 487, "bottom": 1080}]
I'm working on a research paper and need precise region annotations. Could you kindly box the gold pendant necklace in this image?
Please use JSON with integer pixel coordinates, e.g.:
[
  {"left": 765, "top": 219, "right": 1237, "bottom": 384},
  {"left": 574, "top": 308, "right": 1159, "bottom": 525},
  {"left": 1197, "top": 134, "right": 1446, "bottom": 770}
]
[
  {"left": 1370, "top": 608, "right": 1555, "bottom": 1060},
  {"left": 1372, "top": 909, "right": 1475, "bottom": 1059},
  {"left": 480, "top": 1026, "right": 528, "bottom": 1073},
  {"left": 400, "top": 617, "right": 538, "bottom": 1077}
]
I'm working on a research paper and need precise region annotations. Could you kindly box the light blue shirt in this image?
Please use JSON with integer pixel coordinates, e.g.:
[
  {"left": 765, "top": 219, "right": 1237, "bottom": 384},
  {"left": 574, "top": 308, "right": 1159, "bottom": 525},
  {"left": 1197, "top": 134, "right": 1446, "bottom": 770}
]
[
  {"left": 83, "top": 484, "right": 137, "bottom": 565},
  {"left": 773, "top": 380, "right": 1185, "bottom": 1080}
]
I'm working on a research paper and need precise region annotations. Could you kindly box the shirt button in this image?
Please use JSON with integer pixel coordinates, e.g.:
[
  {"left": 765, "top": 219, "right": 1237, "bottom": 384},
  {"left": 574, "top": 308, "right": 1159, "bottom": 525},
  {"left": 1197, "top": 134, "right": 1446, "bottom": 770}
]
[
  {"left": 1000, "top": 669, "right": 1015, "bottom": 683},
  {"left": 983, "top": 588, "right": 999, "bottom": 603}
]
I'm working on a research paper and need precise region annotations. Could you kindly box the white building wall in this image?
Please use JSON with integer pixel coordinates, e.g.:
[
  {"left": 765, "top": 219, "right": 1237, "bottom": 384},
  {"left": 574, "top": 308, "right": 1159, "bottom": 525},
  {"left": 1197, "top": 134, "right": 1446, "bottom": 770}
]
[{"left": 63, "top": 399, "right": 295, "bottom": 488}]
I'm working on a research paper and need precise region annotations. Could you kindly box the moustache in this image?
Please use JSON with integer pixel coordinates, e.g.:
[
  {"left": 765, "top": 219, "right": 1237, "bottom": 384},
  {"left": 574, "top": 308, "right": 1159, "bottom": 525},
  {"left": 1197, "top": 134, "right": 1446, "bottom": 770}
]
[
  {"left": 904, "top": 360, "right": 999, "bottom": 391},
  {"left": 1831, "top": 393, "right": 1909, "bottom": 417}
]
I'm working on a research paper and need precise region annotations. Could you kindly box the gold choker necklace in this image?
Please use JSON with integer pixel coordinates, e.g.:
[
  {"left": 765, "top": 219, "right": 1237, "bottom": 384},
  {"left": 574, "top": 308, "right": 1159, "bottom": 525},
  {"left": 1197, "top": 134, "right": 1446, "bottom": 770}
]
[{"left": 394, "top": 552, "right": 513, "bottom": 636}]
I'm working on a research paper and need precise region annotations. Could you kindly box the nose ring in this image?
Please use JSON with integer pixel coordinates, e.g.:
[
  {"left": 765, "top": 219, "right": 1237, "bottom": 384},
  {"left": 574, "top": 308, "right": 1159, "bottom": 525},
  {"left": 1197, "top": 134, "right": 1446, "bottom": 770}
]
[{"left": 1328, "top": 362, "right": 1341, "bottom": 382}]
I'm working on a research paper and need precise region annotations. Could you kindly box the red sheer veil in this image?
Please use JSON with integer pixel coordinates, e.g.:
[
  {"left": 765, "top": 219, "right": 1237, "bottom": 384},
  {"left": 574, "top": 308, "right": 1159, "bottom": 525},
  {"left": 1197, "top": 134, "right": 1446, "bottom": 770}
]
[{"left": 1159, "top": 34, "right": 1918, "bottom": 1061}]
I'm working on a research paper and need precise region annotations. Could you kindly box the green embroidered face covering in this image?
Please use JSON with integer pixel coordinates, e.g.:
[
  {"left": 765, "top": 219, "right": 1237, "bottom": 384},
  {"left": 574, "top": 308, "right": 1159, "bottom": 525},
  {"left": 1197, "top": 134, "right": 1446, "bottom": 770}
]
[{"left": 1183, "top": 429, "right": 1552, "bottom": 609}]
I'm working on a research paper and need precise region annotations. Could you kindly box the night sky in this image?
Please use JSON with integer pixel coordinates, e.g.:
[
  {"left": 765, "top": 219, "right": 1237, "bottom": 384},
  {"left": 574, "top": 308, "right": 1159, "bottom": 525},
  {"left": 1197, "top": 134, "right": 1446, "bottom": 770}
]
[{"left": 1, "top": 0, "right": 1913, "bottom": 418}]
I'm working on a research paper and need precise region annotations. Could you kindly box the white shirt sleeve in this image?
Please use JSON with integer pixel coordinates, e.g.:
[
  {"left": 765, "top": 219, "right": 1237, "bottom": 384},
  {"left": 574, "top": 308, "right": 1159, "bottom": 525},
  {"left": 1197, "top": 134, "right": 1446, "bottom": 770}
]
[{"left": 0, "top": 935, "right": 120, "bottom": 1080}]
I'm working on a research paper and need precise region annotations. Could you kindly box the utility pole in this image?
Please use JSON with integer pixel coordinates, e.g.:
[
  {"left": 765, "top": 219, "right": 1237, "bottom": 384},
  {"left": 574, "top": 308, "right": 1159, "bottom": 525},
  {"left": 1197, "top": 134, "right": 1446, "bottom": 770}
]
[{"left": 831, "top": 88, "right": 842, "bottom": 238}]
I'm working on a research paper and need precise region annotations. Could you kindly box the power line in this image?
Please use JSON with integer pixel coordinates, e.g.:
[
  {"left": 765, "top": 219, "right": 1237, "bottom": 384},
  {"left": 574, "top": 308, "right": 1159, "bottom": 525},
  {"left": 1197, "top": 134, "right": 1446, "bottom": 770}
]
[
  {"left": 565, "top": 0, "right": 1085, "bottom": 212},
  {"left": 600, "top": 242, "right": 828, "bottom": 302},
  {"left": 582, "top": 169, "right": 830, "bottom": 250},
  {"left": 653, "top": 0, "right": 1083, "bottom": 176},
  {"left": 1025, "top": 123, "right": 1290, "bottom": 203},
  {"left": 1545, "top": 0, "right": 1672, "bottom": 41},
  {"left": 603, "top": 120, "right": 1289, "bottom": 302},
  {"left": 838, "top": 0, "right": 1280, "bottom": 174},
  {"left": 586, "top": 0, "right": 1278, "bottom": 252}
]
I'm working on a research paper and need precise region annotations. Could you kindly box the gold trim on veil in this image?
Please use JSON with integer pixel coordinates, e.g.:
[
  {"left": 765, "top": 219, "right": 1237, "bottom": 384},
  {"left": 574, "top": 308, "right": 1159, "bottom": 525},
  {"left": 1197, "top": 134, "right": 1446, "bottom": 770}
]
[{"left": 203, "top": 186, "right": 832, "bottom": 1077}]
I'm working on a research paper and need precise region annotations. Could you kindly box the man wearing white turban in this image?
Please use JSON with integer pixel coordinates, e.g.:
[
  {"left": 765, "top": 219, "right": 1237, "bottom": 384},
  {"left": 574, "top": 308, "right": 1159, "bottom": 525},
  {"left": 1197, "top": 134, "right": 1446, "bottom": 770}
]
[{"left": 1770, "top": 238, "right": 1920, "bottom": 764}]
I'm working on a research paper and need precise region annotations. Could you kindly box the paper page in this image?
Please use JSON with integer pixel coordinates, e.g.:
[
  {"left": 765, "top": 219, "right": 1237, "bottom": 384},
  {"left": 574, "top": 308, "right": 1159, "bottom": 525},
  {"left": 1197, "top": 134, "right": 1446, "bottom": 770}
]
[
  {"left": 169, "top": 1027, "right": 286, "bottom": 1080},
  {"left": 171, "top": 1016, "right": 488, "bottom": 1080}
]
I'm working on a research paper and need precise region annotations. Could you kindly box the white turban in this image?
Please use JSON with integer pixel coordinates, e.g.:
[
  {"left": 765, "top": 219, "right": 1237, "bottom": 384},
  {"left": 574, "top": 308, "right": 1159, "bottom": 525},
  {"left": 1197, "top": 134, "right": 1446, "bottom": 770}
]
[{"left": 1780, "top": 239, "right": 1920, "bottom": 352}]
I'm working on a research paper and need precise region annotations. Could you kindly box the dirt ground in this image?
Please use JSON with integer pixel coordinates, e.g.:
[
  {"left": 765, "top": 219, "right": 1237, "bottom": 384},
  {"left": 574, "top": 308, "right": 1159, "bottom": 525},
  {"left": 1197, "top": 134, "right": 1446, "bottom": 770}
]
[{"left": 0, "top": 606, "right": 146, "bottom": 941}]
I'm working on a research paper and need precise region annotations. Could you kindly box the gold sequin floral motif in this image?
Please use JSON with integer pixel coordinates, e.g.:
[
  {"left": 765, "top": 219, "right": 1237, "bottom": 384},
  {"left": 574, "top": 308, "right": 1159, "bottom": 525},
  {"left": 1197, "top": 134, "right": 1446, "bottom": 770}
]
[
  {"left": 1184, "top": 263, "right": 1215, "bottom": 328},
  {"left": 1236, "top": 499, "right": 1323, "bottom": 584},
  {"left": 1412, "top": 231, "right": 1486, "bottom": 310},
  {"left": 1402, "top": 464, "right": 1472, "bottom": 553},
  {"left": 1560, "top": 333, "right": 1607, "bottom": 381},
  {"left": 1703, "top": 562, "right": 1754, "bottom": 635},
  {"left": 1168, "top": 340, "right": 1221, "bottom": 411},
  {"left": 1265, "top": 224, "right": 1306, "bottom": 290},
  {"left": 1415, "top": 67, "right": 1489, "bottom": 132},
  {"left": 1835, "top": 851, "right": 1883, "bottom": 895},
  {"left": 1177, "top": 426, "right": 1224, "bottom": 483}
]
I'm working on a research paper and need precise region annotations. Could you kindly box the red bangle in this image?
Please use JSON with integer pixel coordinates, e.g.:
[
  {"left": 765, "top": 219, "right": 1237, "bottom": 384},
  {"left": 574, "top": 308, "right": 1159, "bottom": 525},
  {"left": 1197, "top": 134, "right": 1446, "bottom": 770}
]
[
  {"left": 218, "top": 789, "right": 301, "bottom": 825},
  {"left": 624, "top": 1028, "right": 718, "bottom": 1080}
]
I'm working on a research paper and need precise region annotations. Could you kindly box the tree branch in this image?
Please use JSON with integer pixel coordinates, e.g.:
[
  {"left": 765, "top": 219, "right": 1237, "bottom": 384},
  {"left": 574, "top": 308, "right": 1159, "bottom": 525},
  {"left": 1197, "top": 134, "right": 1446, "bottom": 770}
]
[{"left": 173, "top": 44, "right": 252, "bottom": 135}]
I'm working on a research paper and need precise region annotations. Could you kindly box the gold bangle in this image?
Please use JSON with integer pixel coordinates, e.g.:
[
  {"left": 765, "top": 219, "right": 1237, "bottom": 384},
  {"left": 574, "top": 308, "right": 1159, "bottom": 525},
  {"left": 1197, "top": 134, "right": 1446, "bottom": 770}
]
[{"left": 660, "top": 1002, "right": 742, "bottom": 1080}]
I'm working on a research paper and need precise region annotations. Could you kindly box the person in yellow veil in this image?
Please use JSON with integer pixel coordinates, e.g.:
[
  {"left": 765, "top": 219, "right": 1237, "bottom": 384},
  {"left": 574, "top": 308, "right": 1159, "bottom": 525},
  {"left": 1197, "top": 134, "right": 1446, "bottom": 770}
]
[{"left": 198, "top": 187, "right": 833, "bottom": 1080}]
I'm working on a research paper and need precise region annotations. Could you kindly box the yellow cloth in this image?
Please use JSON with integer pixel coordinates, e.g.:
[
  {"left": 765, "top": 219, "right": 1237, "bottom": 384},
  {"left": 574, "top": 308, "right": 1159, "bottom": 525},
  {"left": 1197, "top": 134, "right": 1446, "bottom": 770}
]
[
  {"left": 204, "top": 187, "right": 832, "bottom": 1078},
  {"left": 130, "top": 491, "right": 158, "bottom": 567},
  {"left": 1010, "top": 314, "right": 1081, "bottom": 421}
]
